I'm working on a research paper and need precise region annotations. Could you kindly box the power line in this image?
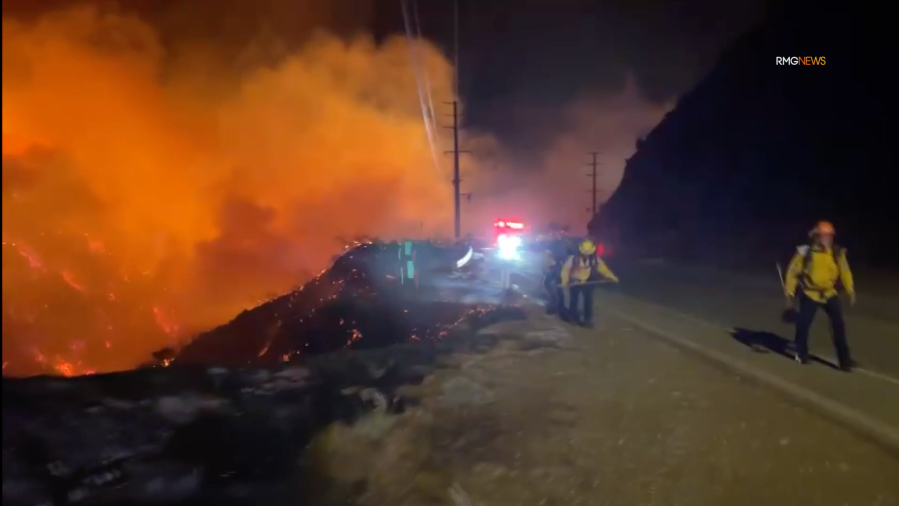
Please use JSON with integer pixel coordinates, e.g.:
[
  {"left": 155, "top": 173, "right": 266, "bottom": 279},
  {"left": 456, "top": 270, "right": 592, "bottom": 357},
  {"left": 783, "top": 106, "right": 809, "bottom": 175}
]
[
  {"left": 400, "top": 0, "right": 440, "bottom": 173},
  {"left": 586, "top": 152, "right": 601, "bottom": 215},
  {"left": 411, "top": 0, "right": 439, "bottom": 139}
]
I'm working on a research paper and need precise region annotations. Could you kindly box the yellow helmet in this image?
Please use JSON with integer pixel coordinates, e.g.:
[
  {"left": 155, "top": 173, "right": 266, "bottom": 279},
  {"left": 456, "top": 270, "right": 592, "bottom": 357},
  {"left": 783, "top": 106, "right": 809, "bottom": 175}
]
[
  {"left": 578, "top": 239, "right": 596, "bottom": 255},
  {"left": 808, "top": 220, "right": 835, "bottom": 237}
]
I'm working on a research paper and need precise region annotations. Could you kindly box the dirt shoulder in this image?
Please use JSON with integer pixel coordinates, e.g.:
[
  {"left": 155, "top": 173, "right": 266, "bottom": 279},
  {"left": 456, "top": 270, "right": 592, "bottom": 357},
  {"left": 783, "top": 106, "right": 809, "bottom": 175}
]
[{"left": 308, "top": 309, "right": 899, "bottom": 506}]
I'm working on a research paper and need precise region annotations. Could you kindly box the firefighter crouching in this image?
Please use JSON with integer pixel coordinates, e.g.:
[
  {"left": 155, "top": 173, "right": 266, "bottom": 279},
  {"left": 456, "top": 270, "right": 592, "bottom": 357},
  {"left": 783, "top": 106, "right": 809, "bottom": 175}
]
[
  {"left": 784, "top": 220, "right": 857, "bottom": 371},
  {"left": 542, "top": 240, "right": 568, "bottom": 316},
  {"left": 561, "top": 239, "right": 619, "bottom": 328}
]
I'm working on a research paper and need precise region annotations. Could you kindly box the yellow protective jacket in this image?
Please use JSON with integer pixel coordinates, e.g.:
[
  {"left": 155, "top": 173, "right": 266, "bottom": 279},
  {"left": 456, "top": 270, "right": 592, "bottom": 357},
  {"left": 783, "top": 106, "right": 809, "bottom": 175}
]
[
  {"left": 784, "top": 245, "right": 855, "bottom": 303},
  {"left": 561, "top": 254, "right": 618, "bottom": 285}
]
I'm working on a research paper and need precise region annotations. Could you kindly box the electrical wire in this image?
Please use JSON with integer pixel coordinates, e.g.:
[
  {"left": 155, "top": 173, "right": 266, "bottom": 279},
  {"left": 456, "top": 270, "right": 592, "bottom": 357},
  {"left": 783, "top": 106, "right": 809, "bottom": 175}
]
[
  {"left": 400, "top": 0, "right": 441, "bottom": 173},
  {"left": 412, "top": 0, "right": 440, "bottom": 138}
]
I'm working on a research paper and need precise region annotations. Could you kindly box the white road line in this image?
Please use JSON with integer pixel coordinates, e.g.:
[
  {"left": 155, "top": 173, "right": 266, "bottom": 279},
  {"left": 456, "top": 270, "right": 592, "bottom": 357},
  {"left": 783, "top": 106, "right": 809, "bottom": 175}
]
[
  {"left": 622, "top": 296, "right": 899, "bottom": 387},
  {"left": 857, "top": 368, "right": 899, "bottom": 386},
  {"left": 609, "top": 306, "right": 899, "bottom": 452},
  {"left": 511, "top": 267, "right": 899, "bottom": 387}
]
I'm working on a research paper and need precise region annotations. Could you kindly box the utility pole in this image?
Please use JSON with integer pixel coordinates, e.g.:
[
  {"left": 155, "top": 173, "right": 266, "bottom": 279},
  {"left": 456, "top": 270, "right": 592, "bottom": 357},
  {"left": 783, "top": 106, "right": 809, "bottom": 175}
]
[
  {"left": 586, "top": 152, "right": 601, "bottom": 215},
  {"left": 443, "top": 1, "right": 465, "bottom": 240},
  {"left": 444, "top": 101, "right": 468, "bottom": 239}
]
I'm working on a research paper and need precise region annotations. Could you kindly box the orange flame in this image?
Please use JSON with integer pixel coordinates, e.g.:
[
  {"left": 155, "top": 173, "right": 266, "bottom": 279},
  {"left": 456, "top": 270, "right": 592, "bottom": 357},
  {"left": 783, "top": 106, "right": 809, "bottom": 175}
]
[{"left": 2, "top": 5, "right": 459, "bottom": 376}]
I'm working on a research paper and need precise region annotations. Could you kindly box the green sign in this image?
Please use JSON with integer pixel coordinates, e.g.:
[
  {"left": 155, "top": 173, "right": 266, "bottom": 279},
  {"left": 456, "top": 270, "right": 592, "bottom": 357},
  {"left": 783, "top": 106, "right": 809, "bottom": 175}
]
[{"left": 400, "top": 241, "right": 415, "bottom": 284}]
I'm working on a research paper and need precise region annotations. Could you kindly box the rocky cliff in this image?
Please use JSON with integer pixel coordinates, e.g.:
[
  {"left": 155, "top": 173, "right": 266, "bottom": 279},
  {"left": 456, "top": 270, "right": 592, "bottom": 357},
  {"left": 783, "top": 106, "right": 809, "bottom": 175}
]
[{"left": 594, "top": 0, "right": 894, "bottom": 267}]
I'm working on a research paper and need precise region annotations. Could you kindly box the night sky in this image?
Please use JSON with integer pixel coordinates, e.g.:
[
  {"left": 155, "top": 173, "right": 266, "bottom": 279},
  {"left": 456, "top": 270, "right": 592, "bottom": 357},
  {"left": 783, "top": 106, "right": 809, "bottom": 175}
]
[
  {"left": 375, "top": 0, "right": 768, "bottom": 148},
  {"left": 4, "top": 0, "right": 767, "bottom": 147}
]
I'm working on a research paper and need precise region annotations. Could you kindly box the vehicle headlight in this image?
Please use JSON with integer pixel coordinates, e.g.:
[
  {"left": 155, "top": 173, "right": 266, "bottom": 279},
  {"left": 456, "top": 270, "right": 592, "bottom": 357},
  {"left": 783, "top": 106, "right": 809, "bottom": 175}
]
[{"left": 497, "top": 234, "right": 521, "bottom": 260}]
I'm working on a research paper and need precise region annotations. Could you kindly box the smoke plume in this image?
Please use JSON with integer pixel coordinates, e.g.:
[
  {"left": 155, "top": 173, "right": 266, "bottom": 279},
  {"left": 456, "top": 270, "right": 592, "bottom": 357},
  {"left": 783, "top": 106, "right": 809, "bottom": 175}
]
[
  {"left": 2, "top": 3, "right": 670, "bottom": 376},
  {"left": 462, "top": 79, "right": 672, "bottom": 236},
  {"left": 2, "top": 5, "right": 454, "bottom": 375}
]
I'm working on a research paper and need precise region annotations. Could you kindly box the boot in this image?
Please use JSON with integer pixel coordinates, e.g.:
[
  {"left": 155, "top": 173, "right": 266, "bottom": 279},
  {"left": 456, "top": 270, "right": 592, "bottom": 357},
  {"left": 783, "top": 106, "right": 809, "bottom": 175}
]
[{"left": 838, "top": 358, "right": 857, "bottom": 372}]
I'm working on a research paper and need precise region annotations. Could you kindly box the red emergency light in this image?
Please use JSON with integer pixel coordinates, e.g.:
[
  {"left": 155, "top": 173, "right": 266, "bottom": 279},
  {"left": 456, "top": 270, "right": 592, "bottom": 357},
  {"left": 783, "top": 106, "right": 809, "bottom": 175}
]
[{"left": 494, "top": 220, "right": 525, "bottom": 230}]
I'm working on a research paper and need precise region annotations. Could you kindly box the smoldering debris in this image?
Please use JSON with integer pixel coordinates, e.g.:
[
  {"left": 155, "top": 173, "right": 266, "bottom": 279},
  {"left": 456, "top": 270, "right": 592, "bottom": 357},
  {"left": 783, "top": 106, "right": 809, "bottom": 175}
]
[{"left": 173, "top": 241, "right": 510, "bottom": 368}]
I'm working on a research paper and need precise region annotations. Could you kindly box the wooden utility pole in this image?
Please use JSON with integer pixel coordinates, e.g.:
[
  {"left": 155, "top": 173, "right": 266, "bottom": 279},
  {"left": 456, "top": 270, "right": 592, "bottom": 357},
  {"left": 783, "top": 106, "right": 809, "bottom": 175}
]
[
  {"left": 444, "top": 101, "right": 468, "bottom": 239},
  {"left": 586, "top": 152, "right": 601, "bottom": 215}
]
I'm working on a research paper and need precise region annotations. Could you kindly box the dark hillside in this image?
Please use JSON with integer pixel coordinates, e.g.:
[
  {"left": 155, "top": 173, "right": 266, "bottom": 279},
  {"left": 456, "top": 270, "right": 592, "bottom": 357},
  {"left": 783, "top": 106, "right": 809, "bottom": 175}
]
[{"left": 594, "top": 0, "right": 894, "bottom": 267}]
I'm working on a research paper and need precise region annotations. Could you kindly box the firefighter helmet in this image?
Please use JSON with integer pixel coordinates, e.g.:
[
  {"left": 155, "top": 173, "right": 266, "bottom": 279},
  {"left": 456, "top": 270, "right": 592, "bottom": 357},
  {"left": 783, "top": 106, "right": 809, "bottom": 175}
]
[
  {"left": 809, "top": 220, "right": 836, "bottom": 237},
  {"left": 578, "top": 239, "right": 596, "bottom": 255}
]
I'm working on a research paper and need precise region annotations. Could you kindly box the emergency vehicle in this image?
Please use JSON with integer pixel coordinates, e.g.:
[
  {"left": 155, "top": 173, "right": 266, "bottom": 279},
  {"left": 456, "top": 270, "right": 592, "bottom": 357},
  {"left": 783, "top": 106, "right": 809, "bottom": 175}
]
[{"left": 494, "top": 219, "right": 527, "bottom": 260}]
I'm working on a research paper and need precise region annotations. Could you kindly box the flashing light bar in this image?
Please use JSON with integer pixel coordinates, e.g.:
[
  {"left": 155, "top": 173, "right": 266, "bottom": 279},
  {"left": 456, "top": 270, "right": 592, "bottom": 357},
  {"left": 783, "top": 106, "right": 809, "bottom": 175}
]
[{"left": 495, "top": 220, "right": 525, "bottom": 229}]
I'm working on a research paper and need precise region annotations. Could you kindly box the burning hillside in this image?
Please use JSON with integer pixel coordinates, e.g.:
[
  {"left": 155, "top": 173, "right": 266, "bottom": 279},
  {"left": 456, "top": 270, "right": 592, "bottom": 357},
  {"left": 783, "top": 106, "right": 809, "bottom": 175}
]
[
  {"left": 174, "top": 241, "right": 497, "bottom": 368},
  {"left": 2, "top": 230, "right": 186, "bottom": 378},
  {"left": 1, "top": 5, "right": 459, "bottom": 377}
]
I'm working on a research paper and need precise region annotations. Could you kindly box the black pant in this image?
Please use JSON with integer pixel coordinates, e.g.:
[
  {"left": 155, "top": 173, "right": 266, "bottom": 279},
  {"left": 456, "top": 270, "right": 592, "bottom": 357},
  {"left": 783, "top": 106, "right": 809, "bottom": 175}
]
[
  {"left": 794, "top": 292, "right": 851, "bottom": 365},
  {"left": 569, "top": 284, "right": 595, "bottom": 323},
  {"left": 543, "top": 272, "right": 564, "bottom": 314}
]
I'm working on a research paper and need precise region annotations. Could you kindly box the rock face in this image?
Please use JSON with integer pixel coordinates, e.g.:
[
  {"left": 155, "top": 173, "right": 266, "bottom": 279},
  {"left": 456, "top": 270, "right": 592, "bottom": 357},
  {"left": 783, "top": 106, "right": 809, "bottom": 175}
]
[{"left": 594, "top": 0, "right": 894, "bottom": 267}]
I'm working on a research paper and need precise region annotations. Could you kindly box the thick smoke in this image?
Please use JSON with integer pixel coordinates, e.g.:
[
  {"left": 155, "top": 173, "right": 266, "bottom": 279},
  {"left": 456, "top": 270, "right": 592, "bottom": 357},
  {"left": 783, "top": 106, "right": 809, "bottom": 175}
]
[
  {"left": 2, "top": 4, "right": 671, "bottom": 376},
  {"left": 2, "top": 5, "right": 454, "bottom": 375},
  {"left": 463, "top": 78, "right": 672, "bottom": 235}
]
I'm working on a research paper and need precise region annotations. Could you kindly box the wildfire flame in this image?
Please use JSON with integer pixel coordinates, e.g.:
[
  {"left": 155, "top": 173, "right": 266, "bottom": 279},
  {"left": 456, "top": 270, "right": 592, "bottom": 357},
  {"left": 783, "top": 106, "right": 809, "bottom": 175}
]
[{"left": 2, "top": 6, "right": 459, "bottom": 376}]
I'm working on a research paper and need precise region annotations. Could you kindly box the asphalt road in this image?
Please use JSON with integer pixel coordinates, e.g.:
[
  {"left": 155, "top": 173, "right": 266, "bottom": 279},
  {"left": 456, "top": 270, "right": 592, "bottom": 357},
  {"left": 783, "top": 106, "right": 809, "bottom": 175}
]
[
  {"left": 607, "top": 259, "right": 899, "bottom": 379},
  {"left": 506, "top": 251, "right": 899, "bottom": 445},
  {"left": 509, "top": 249, "right": 898, "bottom": 379}
]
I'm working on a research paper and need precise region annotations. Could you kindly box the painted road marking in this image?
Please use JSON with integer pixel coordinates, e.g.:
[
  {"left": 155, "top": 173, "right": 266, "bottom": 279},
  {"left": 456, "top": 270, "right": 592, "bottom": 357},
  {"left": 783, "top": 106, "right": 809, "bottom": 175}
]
[
  {"left": 512, "top": 269, "right": 899, "bottom": 387},
  {"left": 608, "top": 306, "right": 899, "bottom": 452}
]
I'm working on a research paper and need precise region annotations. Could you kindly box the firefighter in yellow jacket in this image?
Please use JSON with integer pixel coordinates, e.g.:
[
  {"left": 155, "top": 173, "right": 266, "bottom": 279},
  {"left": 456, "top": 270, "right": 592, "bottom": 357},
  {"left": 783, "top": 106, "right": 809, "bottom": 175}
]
[
  {"left": 561, "top": 239, "right": 619, "bottom": 328},
  {"left": 784, "top": 220, "right": 856, "bottom": 371}
]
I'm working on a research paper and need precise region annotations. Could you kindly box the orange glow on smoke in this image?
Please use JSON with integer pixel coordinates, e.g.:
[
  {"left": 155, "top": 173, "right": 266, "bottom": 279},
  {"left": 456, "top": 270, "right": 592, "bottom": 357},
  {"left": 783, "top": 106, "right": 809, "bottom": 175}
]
[
  {"left": 2, "top": 6, "right": 457, "bottom": 376},
  {"left": 61, "top": 271, "right": 85, "bottom": 292}
]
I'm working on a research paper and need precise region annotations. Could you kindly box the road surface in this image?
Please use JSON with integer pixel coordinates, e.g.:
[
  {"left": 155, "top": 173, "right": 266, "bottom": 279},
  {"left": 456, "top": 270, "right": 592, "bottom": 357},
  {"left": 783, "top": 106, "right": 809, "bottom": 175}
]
[
  {"left": 505, "top": 250, "right": 899, "bottom": 448},
  {"left": 508, "top": 251, "right": 898, "bottom": 378},
  {"left": 610, "top": 260, "right": 899, "bottom": 378}
]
